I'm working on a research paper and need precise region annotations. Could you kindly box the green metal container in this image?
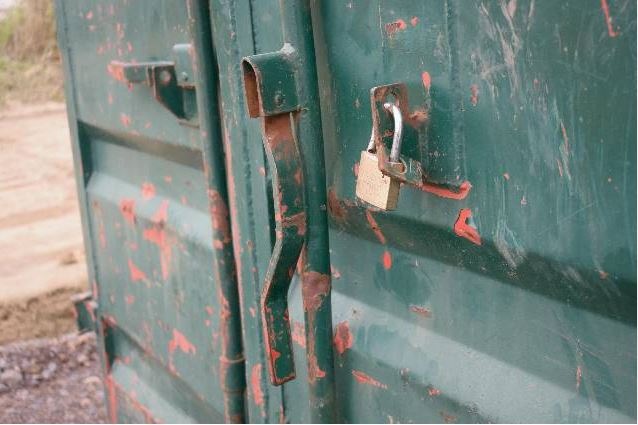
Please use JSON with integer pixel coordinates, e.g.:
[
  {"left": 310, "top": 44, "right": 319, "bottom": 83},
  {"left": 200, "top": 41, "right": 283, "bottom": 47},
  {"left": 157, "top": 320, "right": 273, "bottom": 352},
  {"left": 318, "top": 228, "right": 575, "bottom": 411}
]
[{"left": 56, "top": 0, "right": 636, "bottom": 422}]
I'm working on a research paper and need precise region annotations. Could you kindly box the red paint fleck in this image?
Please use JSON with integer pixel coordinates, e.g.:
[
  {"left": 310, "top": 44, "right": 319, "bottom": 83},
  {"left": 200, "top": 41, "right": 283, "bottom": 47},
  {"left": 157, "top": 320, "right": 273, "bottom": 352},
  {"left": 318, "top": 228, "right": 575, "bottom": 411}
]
[
  {"left": 428, "top": 387, "right": 441, "bottom": 397},
  {"left": 470, "top": 84, "right": 479, "bottom": 106},
  {"left": 410, "top": 16, "right": 419, "bottom": 26},
  {"left": 107, "top": 93, "right": 113, "bottom": 104},
  {"left": 600, "top": 0, "right": 619, "bottom": 37},
  {"left": 120, "top": 113, "right": 131, "bottom": 127},
  {"left": 331, "top": 266, "right": 341, "bottom": 279},
  {"left": 353, "top": 162, "right": 359, "bottom": 177},
  {"left": 291, "top": 321, "right": 306, "bottom": 348},
  {"left": 85, "top": 10, "right": 93, "bottom": 20},
  {"left": 141, "top": 182, "right": 156, "bottom": 200},
  {"left": 104, "top": 376, "right": 118, "bottom": 423},
  {"left": 520, "top": 196, "right": 527, "bottom": 206},
  {"left": 503, "top": 173, "right": 510, "bottom": 180},
  {"left": 168, "top": 329, "right": 196, "bottom": 354},
  {"left": 125, "top": 294, "right": 135, "bottom": 305},
  {"left": 164, "top": 175, "right": 172, "bottom": 183},
  {"left": 385, "top": 19, "right": 407, "bottom": 35},
  {"left": 128, "top": 259, "right": 147, "bottom": 282},
  {"left": 119, "top": 199, "right": 135, "bottom": 225},
  {"left": 127, "top": 42, "right": 133, "bottom": 53},
  {"left": 205, "top": 306, "right": 214, "bottom": 316},
  {"left": 556, "top": 158, "right": 564, "bottom": 177},
  {"left": 421, "top": 71, "right": 432, "bottom": 91},
  {"left": 576, "top": 365, "right": 582, "bottom": 391},
  {"left": 421, "top": 180, "right": 471, "bottom": 200},
  {"left": 251, "top": 364, "right": 264, "bottom": 407},
  {"left": 441, "top": 412, "right": 457, "bottom": 423},
  {"left": 333, "top": 321, "right": 353, "bottom": 355},
  {"left": 382, "top": 250, "right": 393, "bottom": 270},
  {"left": 599, "top": 270, "right": 609, "bottom": 280},
  {"left": 560, "top": 121, "right": 570, "bottom": 154},
  {"left": 143, "top": 200, "right": 172, "bottom": 280},
  {"left": 352, "top": 370, "right": 387, "bottom": 389},
  {"left": 454, "top": 208, "right": 482, "bottom": 245},
  {"left": 365, "top": 210, "right": 387, "bottom": 244},
  {"left": 410, "top": 305, "right": 432, "bottom": 318}
]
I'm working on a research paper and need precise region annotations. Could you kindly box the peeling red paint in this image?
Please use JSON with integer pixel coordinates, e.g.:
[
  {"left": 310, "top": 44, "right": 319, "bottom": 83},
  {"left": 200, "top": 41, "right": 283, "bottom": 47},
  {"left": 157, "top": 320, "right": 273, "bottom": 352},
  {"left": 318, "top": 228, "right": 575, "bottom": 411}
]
[
  {"left": 421, "top": 71, "right": 432, "bottom": 91},
  {"left": 291, "top": 321, "right": 306, "bottom": 348},
  {"left": 168, "top": 329, "right": 196, "bottom": 372},
  {"left": 208, "top": 190, "right": 232, "bottom": 245},
  {"left": 600, "top": 0, "right": 619, "bottom": 37},
  {"left": 141, "top": 182, "right": 156, "bottom": 200},
  {"left": 470, "top": 84, "right": 479, "bottom": 106},
  {"left": 365, "top": 210, "right": 387, "bottom": 244},
  {"left": 327, "top": 188, "right": 347, "bottom": 222},
  {"left": 119, "top": 199, "right": 135, "bottom": 225},
  {"left": 331, "top": 266, "right": 341, "bottom": 279},
  {"left": 251, "top": 364, "right": 264, "bottom": 407},
  {"left": 503, "top": 173, "right": 510, "bottom": 180},
  {"left": 352, "top": 370, "right": 387, "bottom": 389},
  {"left": 440, "top": 411, "right": 457, "bottom": 423},
  {"left": 125, "top": 294, "right": 135, "bottom": 305},
  {"left": 428, "top": 387, "right": 441, "bottom": 396},
  {"left": 302, "top": 271, "right": 330, "bottom": 383},
  {"left": 333, "top": 321, "right": 353, "bottom": 355},
  {"left": 454, "top": 208, "right": 482, "bottom": 245},
  {"left": 599, "top": 270, "right": 609, "bottom": 280},
  {"left": 205, "top": 306, "right": 214, "bottom": 316},
  {"left": 576, "top": 365, "right": 582, "bottom": 391},
  {"left": 560, "top": 121, "right": 570, "bottom": 154},
  {"left": 119, "top": 113, "right": 131, "bottom": 127},
  {"left": 85, "top": 10, "right": 93, "bottom": 20},
  {"left": 104, "top": 375, "right": 118, "bottom": 423},
  {"left": 382, "top": 250, "right": 393, "bottom": 270},
  {"left": 164, "top": 175, "right": 172, "bottom": 183},
  {"left": 127, "top": 259, "right": 147, "bottom": 282},
  {"left": 421, "top": 180, "right": 471, "bottom": 200},
  {"left": 410, "top": 16, "right": 419, "bottom": 26},
  {"left": 143, "top": 200, "right": 171, "bottom": 280},
  {"left": 385, "top": 19, "right": 407, "bottom": 35},
  {"left": 410, "top": 305, "right": 432, "bottom": 318}
]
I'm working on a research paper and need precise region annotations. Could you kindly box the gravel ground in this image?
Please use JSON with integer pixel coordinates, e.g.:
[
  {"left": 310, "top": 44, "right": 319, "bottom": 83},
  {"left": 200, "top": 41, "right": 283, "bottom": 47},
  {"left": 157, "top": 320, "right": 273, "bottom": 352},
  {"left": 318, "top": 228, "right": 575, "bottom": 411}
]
[{"left": 0, "top": 332, "right": 107, "bottom": 423}]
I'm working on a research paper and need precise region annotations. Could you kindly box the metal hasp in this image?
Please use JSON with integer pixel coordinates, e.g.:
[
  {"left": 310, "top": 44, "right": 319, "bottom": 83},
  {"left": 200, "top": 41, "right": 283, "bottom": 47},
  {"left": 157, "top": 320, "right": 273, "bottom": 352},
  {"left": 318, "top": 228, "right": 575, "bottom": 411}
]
[
  {"left": 370, "top": 83, "right": 472, "bottom": 199},
  {"left": 108, "top": 44, "right": 197, "bottom": 123},
  {"left": 242, "top": 1, "right": 337, "bottom": 422},
  {"left": 241, "top": 48, "right": 306, "bottom": 386}
]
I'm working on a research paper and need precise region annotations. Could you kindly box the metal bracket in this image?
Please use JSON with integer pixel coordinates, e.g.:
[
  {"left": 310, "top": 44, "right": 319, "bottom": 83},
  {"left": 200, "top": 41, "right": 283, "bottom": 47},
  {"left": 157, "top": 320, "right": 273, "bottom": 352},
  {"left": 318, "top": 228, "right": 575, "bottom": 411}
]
[
  {"left": 108, "top": 44, "right": 197, "bottom": 123},
  {"left": 242, "top": 47, "right": 306, "bottom": 386},
  {"left": 370, "top": 83, "right": 470, "bottom": 198}
]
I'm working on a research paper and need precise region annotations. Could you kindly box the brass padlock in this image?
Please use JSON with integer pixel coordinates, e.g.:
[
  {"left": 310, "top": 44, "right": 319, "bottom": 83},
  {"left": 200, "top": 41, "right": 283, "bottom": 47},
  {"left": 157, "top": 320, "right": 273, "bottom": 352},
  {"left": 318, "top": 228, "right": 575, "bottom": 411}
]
[{"left": 356, "top": 102, "right": 403, "bottom": 210}]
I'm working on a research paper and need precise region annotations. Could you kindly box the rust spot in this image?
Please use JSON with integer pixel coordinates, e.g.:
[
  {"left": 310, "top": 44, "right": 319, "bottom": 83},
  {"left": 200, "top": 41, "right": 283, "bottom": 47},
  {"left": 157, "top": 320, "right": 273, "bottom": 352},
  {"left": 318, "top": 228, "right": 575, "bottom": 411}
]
[
  {"left": 352, "top": 370, "right": 387, "bottom": 389},
  {"left": 440, "top": 412, "right": 457, "bottom": 423},
  {"left": 365, "top": 210, "right": 386, "bottom": 244},
  {"left": 421, "top": 180, "right": 471, "bottom": 200},
  {"left": 250, "top": 364, "right": 264, "bottom": 407},
  {"left": 385, "top": 19, "right": 407, "bottom": 35},
  {"left": 333, "top": 321, "right": 353, "bottom": 355},
  {"left": 302, "top": 271, "right": 331, "bottom": 383},
  {"left": 470, "top": 84, "right": 479, "bottom": 106},
  {"left": 327, "top": 188, "right": 347, "bottom": 222},
  {"left": 208, "top": 190, "right": 232, "bottom": 245},
  {"left": 382, "top": 251, "right": 392, "bottom": 270},
  {"left": 454, "top": 208, "right": 482, "bottom": 245},
  {"left": 128, "top": 259, "right": 146, "bottom": 282},
  {"left": 283, "top": 211, "right": 307, "bottom": 236},
  {"left": 421, "top": 71, "right": 432, "bottom": 91},
  {"left": 410, "top": 16, "right": 419, "bottom": 26},
  {"left": 410, "top": 305, "right": 432, "bottom": 318},
  {"left": 141, "top": 182, "right": 156, "bottom": 200},
  {"left": 600, "top": 0, "right": 619, "bottom": 37},
  {"left": 428, "top": 386, "right": 441, "bottom": 397},
  {"left": 119, "top": 199, "right": 135, "bottom": 225}
]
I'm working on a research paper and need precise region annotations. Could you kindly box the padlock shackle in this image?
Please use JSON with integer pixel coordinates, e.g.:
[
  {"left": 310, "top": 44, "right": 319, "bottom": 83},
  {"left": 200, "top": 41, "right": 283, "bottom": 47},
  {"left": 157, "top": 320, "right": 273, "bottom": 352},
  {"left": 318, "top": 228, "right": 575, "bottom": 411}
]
[{"left": 384, "top": 102, "right": 404, "bottom": 163}]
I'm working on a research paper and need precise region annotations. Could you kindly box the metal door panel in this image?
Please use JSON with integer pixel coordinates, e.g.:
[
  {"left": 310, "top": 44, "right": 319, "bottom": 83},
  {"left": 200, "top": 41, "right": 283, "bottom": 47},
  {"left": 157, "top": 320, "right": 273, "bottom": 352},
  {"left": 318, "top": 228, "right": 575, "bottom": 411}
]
[
  {"left": 312, "top": 0, "right": 636, "bottom": 423},
  {"left": 56, "top": 0, "right": 243, "bottom": 421}
]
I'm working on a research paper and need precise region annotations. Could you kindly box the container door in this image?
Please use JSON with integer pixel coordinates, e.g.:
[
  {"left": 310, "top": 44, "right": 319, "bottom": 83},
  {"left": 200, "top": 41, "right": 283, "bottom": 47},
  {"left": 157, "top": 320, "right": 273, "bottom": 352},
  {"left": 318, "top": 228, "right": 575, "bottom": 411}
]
[
  {"left": 312, "top": 0, "right": 635, "bottom": 423},
  {"left": 55, "top": 1, "right": 245, "bottom": 422}
]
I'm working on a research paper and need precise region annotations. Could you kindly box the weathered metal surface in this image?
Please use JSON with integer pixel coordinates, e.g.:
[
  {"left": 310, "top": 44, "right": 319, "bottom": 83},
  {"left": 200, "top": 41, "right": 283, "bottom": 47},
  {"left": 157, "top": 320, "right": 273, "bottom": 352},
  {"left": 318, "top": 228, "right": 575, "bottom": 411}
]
[
  {"left": 55, "top": 0, "right": 245, "bottom": 422},
  {"left": 314, "top": 0, "right": 636, "bottom": 423}
]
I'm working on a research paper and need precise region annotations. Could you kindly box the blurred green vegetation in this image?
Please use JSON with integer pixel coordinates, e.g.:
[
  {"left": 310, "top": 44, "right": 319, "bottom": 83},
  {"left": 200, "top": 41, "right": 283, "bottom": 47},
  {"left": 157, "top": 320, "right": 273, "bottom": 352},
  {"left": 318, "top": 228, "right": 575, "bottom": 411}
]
[{"left": 0, "top": 0, "right": 62, "bottom": 106}]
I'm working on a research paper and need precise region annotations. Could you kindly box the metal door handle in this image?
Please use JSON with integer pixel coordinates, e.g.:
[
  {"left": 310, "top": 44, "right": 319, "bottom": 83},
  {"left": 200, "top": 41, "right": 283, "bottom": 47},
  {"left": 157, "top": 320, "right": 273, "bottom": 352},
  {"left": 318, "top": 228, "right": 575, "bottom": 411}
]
[{"left": 242, "top": 52, "right": 306, "bottom": 385}]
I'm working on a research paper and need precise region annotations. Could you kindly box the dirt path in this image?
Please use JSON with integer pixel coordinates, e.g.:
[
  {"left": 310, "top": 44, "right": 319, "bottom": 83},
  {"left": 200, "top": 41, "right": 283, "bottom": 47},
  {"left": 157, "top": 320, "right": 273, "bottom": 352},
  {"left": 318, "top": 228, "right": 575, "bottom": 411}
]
[{"left": 0, "top": 102, "right": 88, "bottom": 344}]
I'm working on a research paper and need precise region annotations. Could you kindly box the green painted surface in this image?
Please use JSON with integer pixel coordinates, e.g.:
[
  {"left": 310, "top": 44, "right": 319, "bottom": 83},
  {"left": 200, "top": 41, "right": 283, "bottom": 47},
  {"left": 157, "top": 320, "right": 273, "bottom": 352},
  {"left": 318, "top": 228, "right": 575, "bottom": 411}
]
[
  {"left": 57, "top": 0, "right": 636, "bottom": 423},
  {"left": 56, "top": 0, "right": 243, "bottom": 422}
]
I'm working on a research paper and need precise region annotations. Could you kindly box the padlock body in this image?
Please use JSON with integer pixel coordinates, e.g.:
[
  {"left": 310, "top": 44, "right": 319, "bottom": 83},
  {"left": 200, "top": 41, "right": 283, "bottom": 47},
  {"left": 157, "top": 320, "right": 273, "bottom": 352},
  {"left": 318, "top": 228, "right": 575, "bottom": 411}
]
[{"left": 355, "top": 150, "right": 400, "bottom": 210}]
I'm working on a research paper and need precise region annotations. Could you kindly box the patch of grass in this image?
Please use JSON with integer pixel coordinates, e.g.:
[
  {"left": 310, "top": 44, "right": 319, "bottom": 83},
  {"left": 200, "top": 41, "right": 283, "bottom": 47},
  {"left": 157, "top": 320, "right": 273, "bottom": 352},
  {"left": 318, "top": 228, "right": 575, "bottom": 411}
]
[{"left": 0, "top": 0, "right": 62, "bottom": 106}]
